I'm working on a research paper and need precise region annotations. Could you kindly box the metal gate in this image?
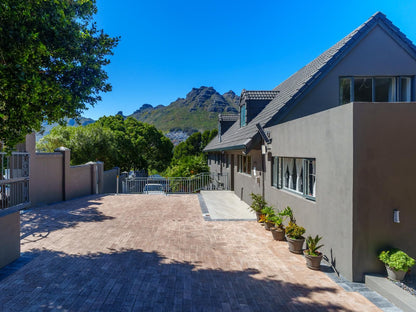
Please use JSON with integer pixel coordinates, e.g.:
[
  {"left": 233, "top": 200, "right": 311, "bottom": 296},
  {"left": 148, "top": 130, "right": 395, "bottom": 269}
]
[
  {"left": 121, "top": 172, "right": 229, "bottom": 194},
  {"left": 0, "top": 152, "right": 30, "bottom": 210}
]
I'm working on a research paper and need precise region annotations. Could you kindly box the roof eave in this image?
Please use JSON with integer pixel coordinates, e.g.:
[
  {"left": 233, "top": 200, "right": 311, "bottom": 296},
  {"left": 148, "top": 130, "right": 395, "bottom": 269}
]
[{"left": 203, "top": 144, "right": 246, "bottom": 153}]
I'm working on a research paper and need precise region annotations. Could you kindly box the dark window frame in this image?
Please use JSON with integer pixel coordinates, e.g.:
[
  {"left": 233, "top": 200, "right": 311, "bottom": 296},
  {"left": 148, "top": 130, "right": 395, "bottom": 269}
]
[{"left": 339, "top": 76, "right": 414, "bottom": 105}]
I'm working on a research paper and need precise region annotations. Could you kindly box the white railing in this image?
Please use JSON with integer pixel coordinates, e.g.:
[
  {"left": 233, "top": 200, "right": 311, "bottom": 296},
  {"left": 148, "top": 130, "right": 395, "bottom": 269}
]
[
  {"left": 0, "top": 152, "right": 30, "bottom": 210},
  {"left": 121, "top": 172, "right": 229, "bottom": 194}
]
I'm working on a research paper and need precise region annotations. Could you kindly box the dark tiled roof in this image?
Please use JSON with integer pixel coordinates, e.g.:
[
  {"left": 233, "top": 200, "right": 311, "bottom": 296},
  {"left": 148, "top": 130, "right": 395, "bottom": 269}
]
[
  {"left": 240, "top": 90, "right": 279, "bottom": 102},
  {"left": 218, "top": 114, "right": 238, "bottom": 122},
  {"left": 204, "top": 12, "right": 416, "bottom": 153}
]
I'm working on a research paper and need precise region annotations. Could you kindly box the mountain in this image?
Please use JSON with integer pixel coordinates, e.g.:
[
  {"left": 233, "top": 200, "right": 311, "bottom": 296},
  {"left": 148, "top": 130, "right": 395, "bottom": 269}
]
[
  {"left": 128, "top": 86, "right": 240, "bottom": 132},
  {"left": 36, "top": 87, "right": 240, "bottom": 144},
  {"left": 36, "top": 117, "right": 95, "bottom": 141}
]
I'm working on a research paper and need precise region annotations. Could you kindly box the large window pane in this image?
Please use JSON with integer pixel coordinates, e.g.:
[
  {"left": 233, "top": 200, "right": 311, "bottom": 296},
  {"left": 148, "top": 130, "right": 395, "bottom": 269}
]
[
  {"left": 340, "top": 78, "right": 351, "bottom": 104},
  {"left": 375, "top": 78, "right": 395, "bottom": 102},
  {"left": 279, "top": 157, "right": 315, "bottom": 199},
  {"left": 354, "top": 78, "right": 373, "bottom": 102},
  {"left": 400, "top": 77, "right": 411, "bottom": 102},
  {"left": 272, "top": 157, "right": 278, "bottom": 187},
  {"left": 305, "top": 159, "right": 316, "bottom": 197}
]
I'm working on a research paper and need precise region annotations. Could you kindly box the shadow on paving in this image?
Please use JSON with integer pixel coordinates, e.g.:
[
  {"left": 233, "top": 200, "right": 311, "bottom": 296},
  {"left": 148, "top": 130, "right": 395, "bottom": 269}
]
[
  {"left": 0, "top": 248, "right": 353, "bottom": 312},
  {"left": 20, "top": 195, "right": 114, "bottom": 245}
]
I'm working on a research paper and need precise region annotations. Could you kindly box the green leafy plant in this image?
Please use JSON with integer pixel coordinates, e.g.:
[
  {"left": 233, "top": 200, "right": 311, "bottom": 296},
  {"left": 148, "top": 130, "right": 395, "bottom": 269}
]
[
  {"left": 379, "top": 249, "right": 415, "bottom": 272},
  {"left": 0, "top": 0, "right": 119, "bottom": 148},
  {"left": 279, "top": 206, "right": 295, "bottom": 223},
  {"left": 269, "top": 215, "right": 283, "bottom": 229},
  {"left": 305, "top": 235, "right": 324, "bottom": 256},
  {"left": 261, "top": 205, "right": 276, "bottom": 223},
  {"left": 285, "top": 222, "right": 305, "bottom": 239},
  {"left": 249, "top": 193, "right": 267, "bottom": 213}
]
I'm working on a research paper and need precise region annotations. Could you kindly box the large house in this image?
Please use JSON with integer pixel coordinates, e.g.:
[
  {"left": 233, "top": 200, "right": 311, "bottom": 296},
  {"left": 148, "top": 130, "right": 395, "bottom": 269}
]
[{"left": 204, "top": 12, "right": 416, "bottom": 282}]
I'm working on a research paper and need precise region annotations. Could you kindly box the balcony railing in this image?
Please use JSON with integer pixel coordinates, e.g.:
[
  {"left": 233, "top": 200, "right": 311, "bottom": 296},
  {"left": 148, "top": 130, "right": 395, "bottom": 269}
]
[{"left": 121, "top": 172, "right": 229, "bottom": 194}]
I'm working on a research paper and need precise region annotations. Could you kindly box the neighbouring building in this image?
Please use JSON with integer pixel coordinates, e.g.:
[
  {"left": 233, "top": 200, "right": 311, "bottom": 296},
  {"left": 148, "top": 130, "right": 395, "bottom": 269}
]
[{"left": 204, "top": 12, "right": 416, "bottom": 282}]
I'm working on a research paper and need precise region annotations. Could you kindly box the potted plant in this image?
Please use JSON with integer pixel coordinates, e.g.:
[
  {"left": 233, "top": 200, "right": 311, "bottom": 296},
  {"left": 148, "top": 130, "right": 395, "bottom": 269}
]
[
  {"left": 249, "top": 193, "right": 267, "bottom": 222},
  {"left": 378, "top": 248, "right": 415, "bottom": 281},
  {"left": 270, "top": 215, "right": 285, "bottom": 241},
  {"left": 285, "top": 221, "right": 306, "bottom": 254},
  {"left": 304, "top": 235, "right": 324, "bottom": 270},
  {"left": 279, "top": 206, "right": 295, "bottom": 223},
  {"left": 261, "top": 205, "right": 276, "bottom": 230}
]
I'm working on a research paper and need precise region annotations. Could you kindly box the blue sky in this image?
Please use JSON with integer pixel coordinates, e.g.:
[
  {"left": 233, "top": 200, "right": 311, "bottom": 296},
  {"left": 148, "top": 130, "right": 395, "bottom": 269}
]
[{"left": 86, "top": 0, "right": 416, "bottom": 120}]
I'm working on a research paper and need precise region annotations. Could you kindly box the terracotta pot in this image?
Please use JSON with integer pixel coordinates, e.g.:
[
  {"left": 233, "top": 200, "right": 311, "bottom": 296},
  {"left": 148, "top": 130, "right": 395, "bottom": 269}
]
[
  {"left": 271, "top": 228, "right": 285, "bottom": 241},
  {"left": 286, "top": 236, "right": 305, "bottom": 254},
  {"left": 385, "top": 265, "right": 407, "bottom": 281},
  {"left": 304, "top": 252, "right": 323, "bottom": 270}
]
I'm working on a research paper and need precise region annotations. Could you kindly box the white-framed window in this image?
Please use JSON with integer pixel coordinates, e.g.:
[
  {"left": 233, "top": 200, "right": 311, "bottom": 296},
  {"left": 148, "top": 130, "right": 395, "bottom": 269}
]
[
  {"left": 339, "top": 76, "right": 413, "bottom": 105},
  {"left": 238, "top": 155, "right": 251, "bottom": 174},
  {"left": 272, "top": 156, "right": 316, "bottom": 200}
]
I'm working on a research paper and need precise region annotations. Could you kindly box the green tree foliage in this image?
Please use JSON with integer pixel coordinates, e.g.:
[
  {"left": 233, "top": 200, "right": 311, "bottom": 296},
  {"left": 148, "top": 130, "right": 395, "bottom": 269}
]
[
  {"left": 0, "top": 0, "right": 119, "bottom": 148},
  {"left": 201, "top": 129, "right": 218, "bottom": 150},
  {"left": 96, "top": 116, "right": 173, "bottom": 172},
  {"left": 164, "top": 129, "right": 217, "bottom": 177},
  {"left": 37, "top": 124, "right": 118, "bottom": 170},
  {"left": 164, "top": 155, "right": 209, "bottom": 177},
  {"left": 38, "top": 116, "right": 174, "bottom": 172},
  {"left": 173, "top": 129, "right": 218, "bottom": 160}
]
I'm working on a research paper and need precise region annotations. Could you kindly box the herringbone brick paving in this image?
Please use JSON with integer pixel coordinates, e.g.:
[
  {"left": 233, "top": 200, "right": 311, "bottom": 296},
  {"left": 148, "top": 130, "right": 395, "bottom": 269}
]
[{"left": 0, "top": 194, "right": 382, "bottom": 311}]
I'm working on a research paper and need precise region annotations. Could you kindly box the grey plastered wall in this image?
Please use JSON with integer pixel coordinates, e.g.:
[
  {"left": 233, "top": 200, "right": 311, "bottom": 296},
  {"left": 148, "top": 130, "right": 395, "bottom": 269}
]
[
  {"left": 233, "top": 149, "right": 263, "bottom": 204},
  {"left": 67, "top": 164, "right": 93, "bottom": 200},
  {"left": 267, "top": 104, "right": 355, "bottom": 280},
  {"left": 25, "top": 134, "right": 103, "bottom": 205},
  {"left": 207, "top": 152, "right": 222, "bottom": 174},
  {"left": 207, "top": 149, "right": 262, "bottom": 203},
  {"left": 103, "top": 167, "right": 120, "bottom": 193},
  {"left": 30, "top": 153, "right": 64, "bottom": 205},
  {"left": 0, "top": 211, "right": 20, "bottom": 268},
  {"left": 282, "top": 25, "right": 416, "bottom": 123},
  {"left": 207, "top": 151, "right": 233, "bottom": 179},
  {"left": 353, "top": 102, "right": 416, "bottom": 281}
]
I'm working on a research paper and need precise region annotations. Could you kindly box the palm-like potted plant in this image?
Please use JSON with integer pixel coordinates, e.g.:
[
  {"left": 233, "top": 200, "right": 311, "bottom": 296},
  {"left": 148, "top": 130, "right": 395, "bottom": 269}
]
[
  {"left": 379, "top": 248, "right": 415, "bottom": 281},
  {"left": 249, "top": 193, "right": 267, "bottom": 222},
  {"left": 261, "top": 205, "right": 276, "bottom": 230},
  {"left": 269, "top": 215, "right": 285, "bottom": 241},
  {"left": 285, "top": 221, "right": 306, "bottom": 254},
  {"left": 280, "top": 206, "right": 295, "bottom": 223},
  {"left": 304, "top": 235, "right": 324, "bottom": 270}
]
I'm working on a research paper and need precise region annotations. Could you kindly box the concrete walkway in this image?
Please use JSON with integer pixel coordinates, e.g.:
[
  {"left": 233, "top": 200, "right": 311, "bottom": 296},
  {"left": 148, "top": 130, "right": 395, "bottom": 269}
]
[
  {"left": 0, "top": 194, "right": 387, "bottom": 311},
  {"left": 199, "top": 191, "right": 256, "bottom": 221}
]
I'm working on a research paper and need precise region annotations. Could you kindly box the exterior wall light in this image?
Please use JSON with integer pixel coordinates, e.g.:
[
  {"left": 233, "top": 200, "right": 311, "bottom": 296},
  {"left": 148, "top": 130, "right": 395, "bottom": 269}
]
[{"left": 393, "top": 209, "right": 400, "bottom": 223}]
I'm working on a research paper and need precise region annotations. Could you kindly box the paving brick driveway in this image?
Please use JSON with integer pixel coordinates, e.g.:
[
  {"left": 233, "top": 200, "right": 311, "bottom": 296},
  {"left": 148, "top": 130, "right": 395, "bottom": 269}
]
[{"left": 0, "top": 194, "right": 381, "bottom": 311}]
